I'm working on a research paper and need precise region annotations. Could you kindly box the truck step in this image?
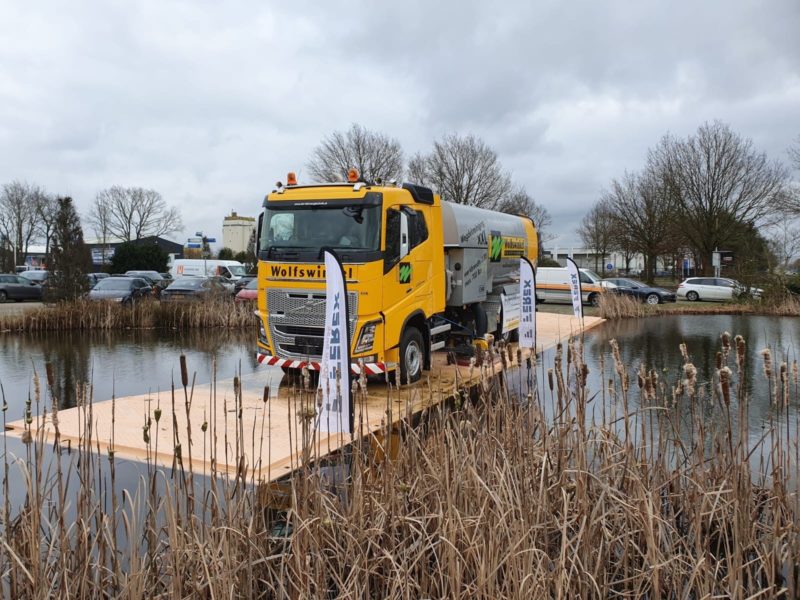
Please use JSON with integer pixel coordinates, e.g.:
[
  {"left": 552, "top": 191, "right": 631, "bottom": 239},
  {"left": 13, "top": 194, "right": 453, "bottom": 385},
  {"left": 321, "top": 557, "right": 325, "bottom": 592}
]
[
  {"left": 430, "top": 341, "right": 446, "bottom": 352},
  {"left": 429, "top": 324, "right": 451, "bottom": 336}
]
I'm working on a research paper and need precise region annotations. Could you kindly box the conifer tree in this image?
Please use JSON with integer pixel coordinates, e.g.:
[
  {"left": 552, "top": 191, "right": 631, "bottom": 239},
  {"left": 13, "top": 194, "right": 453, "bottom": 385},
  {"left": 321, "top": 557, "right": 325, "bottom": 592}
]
[{"left": 48, "top": 197, "right": 92, "bottom": 302}]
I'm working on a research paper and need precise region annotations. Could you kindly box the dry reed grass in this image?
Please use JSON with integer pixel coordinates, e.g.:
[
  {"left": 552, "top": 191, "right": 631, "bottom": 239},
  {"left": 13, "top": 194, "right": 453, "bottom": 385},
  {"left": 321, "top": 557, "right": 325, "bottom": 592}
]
[
  {"left": 597, "top": 291, "right": 647, "bottom": 318},
  {"left": 0, "top": 297, "right": 256, "bottom": 332},
  {"left": 1, "top": 335, "right": 798, "bottom": 598},
  {"left": 598, "top": 290, "right": 800, "bottom": 319}
]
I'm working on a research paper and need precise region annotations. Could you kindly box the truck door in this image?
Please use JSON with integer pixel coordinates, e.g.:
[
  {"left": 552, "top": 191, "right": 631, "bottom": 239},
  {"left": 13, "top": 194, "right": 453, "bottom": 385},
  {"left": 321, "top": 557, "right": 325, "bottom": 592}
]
[{"left": 382, "top": 206, "right": 429, "bottom": 348}]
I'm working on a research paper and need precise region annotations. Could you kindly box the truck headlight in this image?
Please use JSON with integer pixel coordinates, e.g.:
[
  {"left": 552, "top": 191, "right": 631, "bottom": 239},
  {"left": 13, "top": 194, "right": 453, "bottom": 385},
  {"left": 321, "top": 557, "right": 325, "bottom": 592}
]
[{"left": 354, "top": 320, "right": 379, "bottom": 354}]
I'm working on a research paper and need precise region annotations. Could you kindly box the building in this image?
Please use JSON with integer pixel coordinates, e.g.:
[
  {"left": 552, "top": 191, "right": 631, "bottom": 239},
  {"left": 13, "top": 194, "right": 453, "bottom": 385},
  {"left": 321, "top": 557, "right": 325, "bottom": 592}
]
[
  {"left": 542, "top": 246, "right": 674, "bottom": 277},
  {"left": 86, "top": 236, "right": 184, "bottom": 271},
  {"left": 222, "top": 211, "right": 256, "bottom": 254}
]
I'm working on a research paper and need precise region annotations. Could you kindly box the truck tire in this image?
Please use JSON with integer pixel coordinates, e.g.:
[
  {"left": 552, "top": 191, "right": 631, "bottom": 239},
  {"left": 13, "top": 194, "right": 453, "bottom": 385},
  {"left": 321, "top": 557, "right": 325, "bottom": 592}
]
[{"left": 399, "top": 326, "right": 424, "bottom": 384}]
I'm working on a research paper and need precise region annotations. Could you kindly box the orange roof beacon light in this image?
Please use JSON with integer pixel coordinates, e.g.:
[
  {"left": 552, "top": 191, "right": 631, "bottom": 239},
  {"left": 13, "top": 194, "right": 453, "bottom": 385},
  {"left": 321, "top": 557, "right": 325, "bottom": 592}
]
[
  {"left": 286, "top": 172, "right": 297, "bottom": 186},
  {"left": 347, "top": 168, "right": 359, "bottom": 183}
]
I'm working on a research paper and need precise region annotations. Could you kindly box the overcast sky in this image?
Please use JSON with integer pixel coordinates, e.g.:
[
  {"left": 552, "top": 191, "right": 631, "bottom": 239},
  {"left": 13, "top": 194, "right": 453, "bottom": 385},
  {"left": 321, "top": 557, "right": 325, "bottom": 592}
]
[{"left": 1, "top": 0, "right": 798, "bottom": 248}]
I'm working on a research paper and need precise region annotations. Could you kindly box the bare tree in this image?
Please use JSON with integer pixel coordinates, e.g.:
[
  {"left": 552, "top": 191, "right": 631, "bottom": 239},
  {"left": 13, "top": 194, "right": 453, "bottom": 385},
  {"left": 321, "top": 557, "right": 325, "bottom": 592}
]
[
  {"left": 36, "top": 193, "right": 60, "bottom": 261},
  {"left": 603, "top": 168, "right": 681, "bottom": 282},
  {"left": 652, "top": 122, "right": 788, "bottom": 274},
  {"left": 578, "top": 198, "right": 616, "bottom": 273},
  {"left": 90, "top": 186, "right": 183, "bottom": 242},
  {"left": 766, "top": 217, "right": 800, "bottom": 272},
  {"left": 408, "top": 133, "right": 511, "bottom": 209},
  {"left": 0, "top": 181, "right": 45, "bottom": 266},
  {"left": 307, "top": 124, "right": 404, "bottom": 183},
  {"left": 498, "top": 185, "right": 553, "bottom": 256},
  {"left": 779, "top": 135, "right": 800, "bottom": 216}
]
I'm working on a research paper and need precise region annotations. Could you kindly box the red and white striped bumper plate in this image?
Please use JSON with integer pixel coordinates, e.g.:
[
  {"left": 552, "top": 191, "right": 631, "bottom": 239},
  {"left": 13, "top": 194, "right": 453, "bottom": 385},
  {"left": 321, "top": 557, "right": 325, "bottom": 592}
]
[{"left": 256, "top": 352, "right": 387, "bottom": 375}]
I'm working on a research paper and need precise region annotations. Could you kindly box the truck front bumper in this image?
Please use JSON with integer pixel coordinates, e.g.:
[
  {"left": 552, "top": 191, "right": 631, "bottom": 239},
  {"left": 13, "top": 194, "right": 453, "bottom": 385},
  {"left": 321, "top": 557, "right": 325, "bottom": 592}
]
[{"left": 256, "top": 351, "right": 393, "bottom": 376}]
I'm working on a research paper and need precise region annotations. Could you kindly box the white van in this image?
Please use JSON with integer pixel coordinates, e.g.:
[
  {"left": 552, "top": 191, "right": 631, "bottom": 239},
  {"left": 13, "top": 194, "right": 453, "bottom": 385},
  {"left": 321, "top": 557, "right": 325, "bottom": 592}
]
[
  {"left": 535, "top": 267, "right": 605, "bottom": 305},
  {"left": 170, "top": 259, "right": 247, "bottom": 281}
]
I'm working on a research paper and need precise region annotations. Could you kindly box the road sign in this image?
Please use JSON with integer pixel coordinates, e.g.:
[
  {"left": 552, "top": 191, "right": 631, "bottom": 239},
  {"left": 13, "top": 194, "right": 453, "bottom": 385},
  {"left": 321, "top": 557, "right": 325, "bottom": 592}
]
[
  {"left": 206, "top": 238, "right": 216, "bottom": 243},
  {"left": 186, "top": 243, "right": 201, "bottom": 249},
  {"left": 606, "top": 263, "right": 613, "bottom": 271}
]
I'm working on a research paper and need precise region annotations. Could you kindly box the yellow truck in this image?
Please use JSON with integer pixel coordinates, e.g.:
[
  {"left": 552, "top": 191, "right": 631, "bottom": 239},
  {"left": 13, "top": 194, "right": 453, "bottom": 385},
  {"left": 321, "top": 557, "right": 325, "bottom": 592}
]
[{"left": 255, "top": 172, "right": 537, "bottom": 383}]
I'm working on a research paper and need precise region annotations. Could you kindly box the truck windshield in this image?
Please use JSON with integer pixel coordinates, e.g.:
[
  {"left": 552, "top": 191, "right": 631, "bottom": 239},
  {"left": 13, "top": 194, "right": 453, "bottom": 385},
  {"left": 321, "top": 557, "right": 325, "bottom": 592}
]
[{"left": 261, "top": 204, "right": 382, "bottom": 253}]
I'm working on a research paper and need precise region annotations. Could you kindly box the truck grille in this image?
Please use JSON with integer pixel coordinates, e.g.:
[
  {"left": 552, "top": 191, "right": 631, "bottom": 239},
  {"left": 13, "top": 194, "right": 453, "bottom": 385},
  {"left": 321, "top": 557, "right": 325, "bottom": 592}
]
[{"left": 267, "top": 289, "right": 359, "bottom": 360}]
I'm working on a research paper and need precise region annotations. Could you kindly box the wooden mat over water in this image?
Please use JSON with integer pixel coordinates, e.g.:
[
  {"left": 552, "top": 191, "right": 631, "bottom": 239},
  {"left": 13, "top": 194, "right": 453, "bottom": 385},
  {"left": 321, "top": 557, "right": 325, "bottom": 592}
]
[{"left": 6, "top": 313, "right": 602, "bottom": 482}]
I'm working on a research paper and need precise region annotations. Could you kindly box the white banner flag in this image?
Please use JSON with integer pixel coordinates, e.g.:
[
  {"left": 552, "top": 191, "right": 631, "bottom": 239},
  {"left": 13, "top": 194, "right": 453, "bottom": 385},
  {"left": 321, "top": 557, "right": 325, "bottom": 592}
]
[
  {"left": 566, "top": 257, "right": 584, "bottom": 321},
  {"left": 317, "top": 251, "right": 352, "bottom": 434},
  {"left": 518, "top": 258, "right": 536, "bottom": 349}
]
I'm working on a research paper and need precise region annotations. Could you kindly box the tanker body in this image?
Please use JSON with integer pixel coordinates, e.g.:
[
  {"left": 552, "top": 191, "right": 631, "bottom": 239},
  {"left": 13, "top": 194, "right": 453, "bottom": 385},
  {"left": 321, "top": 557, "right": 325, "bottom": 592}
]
[{"left": 255, "top": 173, "right": 537, "bottom": 384}]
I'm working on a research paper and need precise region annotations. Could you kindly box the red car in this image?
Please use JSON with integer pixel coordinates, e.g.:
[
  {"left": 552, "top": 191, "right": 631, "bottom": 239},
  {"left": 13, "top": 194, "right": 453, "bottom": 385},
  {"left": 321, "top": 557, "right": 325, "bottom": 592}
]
[{"left": 235, "top": 278, "right": 258, "bottom": 303}]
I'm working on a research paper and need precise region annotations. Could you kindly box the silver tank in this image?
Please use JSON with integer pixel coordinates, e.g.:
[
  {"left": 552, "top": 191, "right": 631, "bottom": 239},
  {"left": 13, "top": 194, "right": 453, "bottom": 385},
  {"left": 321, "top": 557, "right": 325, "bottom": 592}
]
[{"left": 440, "top": 201, "right": 534, "bottom": 306}]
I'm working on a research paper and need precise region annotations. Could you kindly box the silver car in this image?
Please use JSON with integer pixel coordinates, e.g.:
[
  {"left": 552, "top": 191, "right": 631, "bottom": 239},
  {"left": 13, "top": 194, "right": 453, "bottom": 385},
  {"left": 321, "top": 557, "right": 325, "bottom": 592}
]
[{"left": 677, "top": 277, "right": 762, "bottom": 302}]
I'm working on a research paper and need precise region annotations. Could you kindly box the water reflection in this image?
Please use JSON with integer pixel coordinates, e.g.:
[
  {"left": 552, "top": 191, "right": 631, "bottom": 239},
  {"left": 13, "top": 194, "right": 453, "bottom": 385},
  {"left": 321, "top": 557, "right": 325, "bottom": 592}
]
[{"left": 0, "top": 327, "right": 269, "bottom": 421}]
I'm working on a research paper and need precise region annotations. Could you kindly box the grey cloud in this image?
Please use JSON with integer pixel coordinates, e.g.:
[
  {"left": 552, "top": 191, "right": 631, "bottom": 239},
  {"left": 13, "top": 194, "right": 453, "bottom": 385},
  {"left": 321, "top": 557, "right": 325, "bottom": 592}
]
[{"left": 0, "top": 0, "right": 798, "bottom": 246}]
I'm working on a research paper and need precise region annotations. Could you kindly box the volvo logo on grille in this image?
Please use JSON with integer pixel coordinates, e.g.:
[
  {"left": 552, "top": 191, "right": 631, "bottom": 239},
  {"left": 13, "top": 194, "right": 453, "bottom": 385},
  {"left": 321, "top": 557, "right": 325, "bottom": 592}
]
[{"left": 301, "top": 298, "right": 325, "bottom": 312}]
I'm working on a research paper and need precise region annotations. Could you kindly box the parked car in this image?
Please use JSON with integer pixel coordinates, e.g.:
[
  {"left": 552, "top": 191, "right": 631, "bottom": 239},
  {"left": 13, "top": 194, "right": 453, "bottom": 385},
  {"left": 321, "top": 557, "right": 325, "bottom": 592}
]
[
  {"left": 87, "top": 272, "right": 110, "bottom": 287},
  {"left": 234, "top": 278, "right": 258, "bottom": 303},
  {"left": 125, "top": 270, "right": 169, "bottom": 290},
  {"left": 0, "top": 274, "right": 44, "bottom": 302},
  {"left": 20, "top": 270, "right": 49, "bottom": 285},
  {"left": 160, "top": 277, "right": 229, "bottom": 302},
  {"left": 600, "top": 278, "right": 676, "bottom": 304},
  {"left": 677, "top": 277, "right": 763, "bottom": 302},
  {"left": 88, "top": 277, "right": 153, "bottom": 304},
  {"left": 234, "top": 275, "right": 255, "bottom": 294}
]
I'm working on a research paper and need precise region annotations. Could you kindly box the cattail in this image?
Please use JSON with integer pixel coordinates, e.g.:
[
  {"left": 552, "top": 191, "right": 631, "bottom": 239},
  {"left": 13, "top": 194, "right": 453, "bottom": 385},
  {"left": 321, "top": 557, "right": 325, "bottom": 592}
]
[
  {"left": 547, "top": 368, "right": 554, "bottom": 391},
  {"left": 637, "top": 365, "right": 645, "bottom": 389},
  {"left": 721, "top": 331, "right": 731, "bottom": 356},
  {"left": 793, "top": 360, "right": 798, "bottom": 387},
  {"left": 263, "top": 385, "right": 270, "bottom": 404},
  {"left": 780, "top": 362, "right": 788, "bottom": 407},
  {"left": 735, "top": 335, "right": 746, "bottom": 371},
  {"left": 719, "top": 366, "right": 732, "bottom": 406},
  {"left": 180, "top": 354, "right": 189, "bottom": 387},
  {"left": 684, "top": 363, "right": 697, "bottom": 396},
  {"left": 715, "top": 351, "right": 722, "bottom": 370},
  {"left": 154, "top": 407, "right": 162, "bottom": 423},
  {"left": 679, "top": 342, "right": 689, "bottom": 363},
  {"left": 761, "top": 348, "right": 772, "bottom": 380}
]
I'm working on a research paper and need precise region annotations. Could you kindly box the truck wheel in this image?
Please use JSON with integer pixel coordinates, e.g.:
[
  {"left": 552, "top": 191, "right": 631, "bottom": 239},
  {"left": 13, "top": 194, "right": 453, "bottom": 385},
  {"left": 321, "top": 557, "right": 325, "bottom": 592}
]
[{"left": 399, "top": 326, "right": 424, "bottom": 384}]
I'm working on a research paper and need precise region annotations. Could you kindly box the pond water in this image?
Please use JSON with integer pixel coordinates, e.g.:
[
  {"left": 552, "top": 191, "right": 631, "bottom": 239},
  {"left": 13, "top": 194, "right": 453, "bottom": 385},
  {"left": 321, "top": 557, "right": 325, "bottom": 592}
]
[
  {"left": 0, "top": 328, "right": 282, "bottom": 422},
  {"left": 524, "top": 314, "right": 799, "bottom": 482}
]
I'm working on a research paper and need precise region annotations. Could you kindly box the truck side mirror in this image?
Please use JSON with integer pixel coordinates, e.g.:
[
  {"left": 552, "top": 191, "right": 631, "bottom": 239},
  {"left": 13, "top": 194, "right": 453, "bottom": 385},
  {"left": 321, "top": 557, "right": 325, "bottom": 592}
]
[
  {"left": 399, "top": 211, "right": 409, "bottom": 259},
  {"left": 256, "top": 211, "right": 263, "bottom": 255}
]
